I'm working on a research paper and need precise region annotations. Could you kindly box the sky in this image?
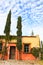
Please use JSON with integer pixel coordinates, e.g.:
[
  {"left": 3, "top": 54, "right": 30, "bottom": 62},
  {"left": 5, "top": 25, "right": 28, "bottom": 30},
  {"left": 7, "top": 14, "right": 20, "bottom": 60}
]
[{"left": 0, "top": 0, "right": 43, "bottom": 41}]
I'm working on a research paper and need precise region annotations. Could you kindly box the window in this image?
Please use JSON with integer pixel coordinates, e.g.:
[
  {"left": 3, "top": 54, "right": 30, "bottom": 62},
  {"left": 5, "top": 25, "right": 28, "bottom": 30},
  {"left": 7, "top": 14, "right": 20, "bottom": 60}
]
[
  {"left": 0, "top": 42, "right": 2, "bottom": 51},
  {"left": 24, "top": 44, "right": 29, "bottom": 53}
]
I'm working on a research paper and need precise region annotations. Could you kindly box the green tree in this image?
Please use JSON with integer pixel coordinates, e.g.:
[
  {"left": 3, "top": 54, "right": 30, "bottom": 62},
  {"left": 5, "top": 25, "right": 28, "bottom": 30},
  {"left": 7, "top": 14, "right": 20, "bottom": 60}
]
[
  {"left": 31, "top": 47, "right": 39, "bottom": 58},
  {"left": 41, "top": 42, "right": 43, "bottom": 60},
  {"left": 16, "top": 16, "right": 22, "bottom": 60},
  {"left": 41, "top": 41, "right": 43, "bottom": 48},
  {"left": 2, "top": 10, "right": 11, "bottom": 60},
  {"left": 4, "top": 10, "right": 11, "bottom": 40},
  {"left": 31, "top": 30, "right": 34, "bottom": 36}
]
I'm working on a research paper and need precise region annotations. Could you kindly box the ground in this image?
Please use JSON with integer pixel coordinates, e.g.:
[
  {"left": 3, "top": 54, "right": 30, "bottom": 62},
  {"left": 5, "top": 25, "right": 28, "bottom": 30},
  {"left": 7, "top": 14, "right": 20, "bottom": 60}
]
[
  {"left": 0, "top": 60, "right": 41, "bottom": 65},
  {"left": 37, "top": 60, "right": 43, "bottom": 65}
]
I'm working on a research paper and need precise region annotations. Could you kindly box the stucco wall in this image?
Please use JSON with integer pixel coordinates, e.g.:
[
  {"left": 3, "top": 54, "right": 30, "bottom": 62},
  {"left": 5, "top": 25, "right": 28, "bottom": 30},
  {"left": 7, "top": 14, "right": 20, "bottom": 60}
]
[
  {"left": 22, "top": 35, "right": 40, "bottom": 48},
  {"left": 0, "top": 35, "right": 40, "bottom": 48},
  {"left": 0, "top": 35, "right": 40, "bottom": 60}
]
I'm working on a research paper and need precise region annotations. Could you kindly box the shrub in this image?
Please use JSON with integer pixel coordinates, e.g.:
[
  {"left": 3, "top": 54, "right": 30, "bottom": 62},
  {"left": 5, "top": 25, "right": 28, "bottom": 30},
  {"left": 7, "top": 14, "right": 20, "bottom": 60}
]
[{"left": 31, "top": 47, "right": 39, "bottom": 58}]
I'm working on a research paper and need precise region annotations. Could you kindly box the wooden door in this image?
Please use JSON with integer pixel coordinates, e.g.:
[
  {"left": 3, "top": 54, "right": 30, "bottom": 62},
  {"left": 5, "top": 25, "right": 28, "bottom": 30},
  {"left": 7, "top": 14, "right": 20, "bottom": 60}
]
[{"left": 9, "top": 46, "right": 16, "bottom": 59}]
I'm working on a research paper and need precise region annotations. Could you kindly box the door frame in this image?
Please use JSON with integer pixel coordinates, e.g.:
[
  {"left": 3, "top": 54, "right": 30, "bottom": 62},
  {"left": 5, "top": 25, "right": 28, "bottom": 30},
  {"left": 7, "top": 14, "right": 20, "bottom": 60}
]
[{"left": 9, "top": 46, "right": 16, "bottom": 59}]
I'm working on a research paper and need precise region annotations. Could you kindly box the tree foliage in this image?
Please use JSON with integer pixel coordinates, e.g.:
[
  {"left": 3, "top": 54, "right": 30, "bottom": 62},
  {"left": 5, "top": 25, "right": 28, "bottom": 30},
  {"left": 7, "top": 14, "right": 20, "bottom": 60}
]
[
  {"left": 41, "top": 43, "right": 43, "bottom": 59},
  {"left": 16, "top": 16, "right": 22, "bottom": 51},
  {"left": 2, "top": 10, "right": 11, "bottom": 60},
  {"left": 4, "top": 10, "right": 11, "bottom": 40},
  {"left": 31, "top": 30, "right": 34, "bottom": 36},
  {"left": 31, "top": 47, "right": 39, "bottom": 58}
]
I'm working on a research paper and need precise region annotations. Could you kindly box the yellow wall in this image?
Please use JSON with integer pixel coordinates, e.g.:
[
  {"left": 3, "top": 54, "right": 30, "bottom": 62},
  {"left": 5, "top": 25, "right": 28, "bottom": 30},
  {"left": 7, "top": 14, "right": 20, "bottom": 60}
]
[
  {"left": 0, "top": 35, "right": 40, "bottom": 48},
  {"left": 22, "top": 35, "right": 40, "bottom": 48}
]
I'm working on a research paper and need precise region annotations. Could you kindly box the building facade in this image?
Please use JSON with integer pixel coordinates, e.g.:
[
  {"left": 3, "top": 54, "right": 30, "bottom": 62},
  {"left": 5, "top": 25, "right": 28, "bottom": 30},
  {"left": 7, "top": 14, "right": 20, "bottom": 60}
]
[{"left": 0, "top": 35, "right": 40, "bottom": 60}]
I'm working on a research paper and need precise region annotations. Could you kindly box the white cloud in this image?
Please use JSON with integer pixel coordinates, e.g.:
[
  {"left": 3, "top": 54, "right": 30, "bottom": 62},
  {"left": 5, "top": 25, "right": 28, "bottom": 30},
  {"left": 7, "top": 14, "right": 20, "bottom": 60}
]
[
  {"left": 33, "top": 26, "right": 43, "bottom": 41},
  {"left": 10, "top": 17, "right": 17, "bottom": 35},
  {"left": 0, "top": 13, "right": 7, "bottom": 35},
  {"left": 0, "top": 0, "right": 43, "bottom": 41}
]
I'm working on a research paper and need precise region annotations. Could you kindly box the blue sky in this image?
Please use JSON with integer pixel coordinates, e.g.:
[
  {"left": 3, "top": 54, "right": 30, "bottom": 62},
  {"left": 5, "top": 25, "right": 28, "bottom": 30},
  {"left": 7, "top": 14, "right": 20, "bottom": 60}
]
[{"left": 0, "top": 0, "right": 43, "bottom": 41}]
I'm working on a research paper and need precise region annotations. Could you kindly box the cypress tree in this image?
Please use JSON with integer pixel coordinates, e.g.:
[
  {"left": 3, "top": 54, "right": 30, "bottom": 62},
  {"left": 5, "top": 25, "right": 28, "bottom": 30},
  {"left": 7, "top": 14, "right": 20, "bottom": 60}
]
[
  {"left": 16, "top": 16, "right": 22, "bottom": 60},
  {"left": 4, "top": 10, "right": 11, "bottom": 40},
  {"left": 2, "top": 10, "right": 11, "bottom": 59}
]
